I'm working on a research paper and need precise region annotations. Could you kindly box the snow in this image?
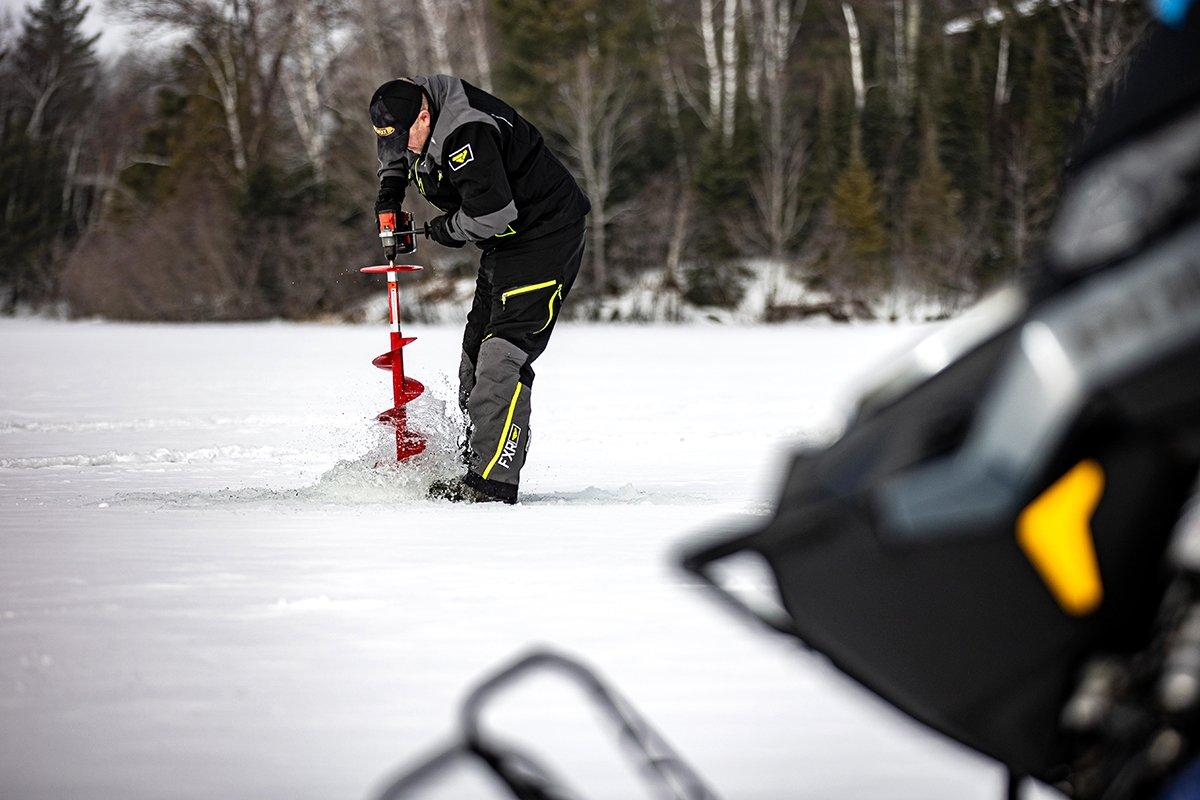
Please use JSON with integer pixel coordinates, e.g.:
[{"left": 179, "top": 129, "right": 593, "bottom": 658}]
[
  {"left": 379, "top": 258, "right": 962, "bottom": 326},
  {"left": 0, "top": 318, "right": 1058, "bottom": 799}
]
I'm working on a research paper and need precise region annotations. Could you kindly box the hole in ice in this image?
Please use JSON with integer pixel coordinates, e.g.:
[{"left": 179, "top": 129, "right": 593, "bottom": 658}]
[{"left": 109, "top": 375, "right": 466, "bottom": 508}]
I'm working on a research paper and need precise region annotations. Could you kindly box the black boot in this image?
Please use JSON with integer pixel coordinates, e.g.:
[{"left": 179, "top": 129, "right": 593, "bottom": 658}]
[{"left": 428, "top": 474, "right": 516, "bottom": 504}]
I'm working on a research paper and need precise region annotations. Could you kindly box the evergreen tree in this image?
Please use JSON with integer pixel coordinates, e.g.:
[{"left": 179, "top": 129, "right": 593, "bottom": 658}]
[
  {"left": 0, "top": 0, "right": 98, "bottom": 310},
  {"left": 1020, "top": 24, "right": 1066, "bottom": 257},
  {"left": 902, "top": 106, "right": 966, "bottom": 293},
  {"left": 13, "top": 0, "right": 98, "bottom": 139},
  {"left": 825, "top": 140, "right": 887, "bottom": 291}
]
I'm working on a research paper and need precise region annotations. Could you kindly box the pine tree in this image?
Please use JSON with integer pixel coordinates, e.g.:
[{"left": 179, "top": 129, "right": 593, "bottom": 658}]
[
  {"left": 1021, "top": 24, "right": 1065, "bottom": 255},
  {"left": 827, "top": 141, "right": 887, "bottom": 290},
  {"left": 901, "top": 106, "right": 965, "bottom": 294},
  {"left": 13, "top": 0, "right": 98, "bottom": 139},
  {"left": 0, "top": 0, "right": 98, "bottom": 310}
]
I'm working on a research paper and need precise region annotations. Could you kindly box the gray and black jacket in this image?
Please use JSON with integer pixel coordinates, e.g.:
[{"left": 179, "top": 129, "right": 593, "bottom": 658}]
[{"left": 377, "top": 75, "right": 590, "bottom": 248}]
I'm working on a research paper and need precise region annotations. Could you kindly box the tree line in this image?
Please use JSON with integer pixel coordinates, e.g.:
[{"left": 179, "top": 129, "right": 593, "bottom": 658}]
[{"left": 0, "top": 0, "right": 1146, "bottom": 321}]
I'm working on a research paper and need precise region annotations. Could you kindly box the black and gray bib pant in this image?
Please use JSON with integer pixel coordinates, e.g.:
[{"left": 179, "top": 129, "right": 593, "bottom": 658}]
[{"left": 460, "top": 218, "right": 586, "bottom": 501}]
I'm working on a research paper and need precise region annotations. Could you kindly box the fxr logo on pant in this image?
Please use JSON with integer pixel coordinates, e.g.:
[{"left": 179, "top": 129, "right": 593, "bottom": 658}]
[{"left": 497, "top": 425, "right": 522, "bottom": 469}]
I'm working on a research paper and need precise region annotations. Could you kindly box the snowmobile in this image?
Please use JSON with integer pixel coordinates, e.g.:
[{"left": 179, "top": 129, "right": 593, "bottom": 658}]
[
  {"left": 369, "top": 648, "right": 721, "bottom": 800},
  {"left": 369, "top": 5, "right": 1200, "bottom": 799}
]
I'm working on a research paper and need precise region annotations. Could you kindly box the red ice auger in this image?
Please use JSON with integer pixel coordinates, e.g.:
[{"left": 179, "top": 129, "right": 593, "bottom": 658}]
[{"left": 362, "top": 210, "right": 427, "bottom": 462}]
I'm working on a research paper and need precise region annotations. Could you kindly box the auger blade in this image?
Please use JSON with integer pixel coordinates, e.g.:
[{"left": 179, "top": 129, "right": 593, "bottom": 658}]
[
  {"left": 377, "top": 409, "right": 428, "bottom": 459},
  {"left": 372, "top": 341, "right": 418, "bottom": 371}
]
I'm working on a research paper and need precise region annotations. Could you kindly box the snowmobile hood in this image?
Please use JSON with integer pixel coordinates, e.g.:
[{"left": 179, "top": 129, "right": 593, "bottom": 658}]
[
  {"left": 682, "top": 21, "right": 1200, "bottom": 783},
  {"left": 684, "top": 252, "right": 1200, "bottom": 780}
]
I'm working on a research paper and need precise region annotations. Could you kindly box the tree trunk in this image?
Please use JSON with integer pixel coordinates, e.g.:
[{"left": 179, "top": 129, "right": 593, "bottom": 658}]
[
  {"left": 462, "top": 0, "right": 493, "bottom": 91},
  {"left": 700, "top": 0, "right": 722, "bottom": 128},
  {"left": 994, "top": 27, "right": 1010, "bottom": 108},
  {"left": 843, "top": 3, "right": 865, "bottom": 116},
  {"left": 189, "top": 37, "right": 248, "bottom": 176},
  {"left": 720, "top": 0, "right": 740, "bottom": 144},
  {"left": 417, "top": 0, "right": 453, "bottom": 75}
]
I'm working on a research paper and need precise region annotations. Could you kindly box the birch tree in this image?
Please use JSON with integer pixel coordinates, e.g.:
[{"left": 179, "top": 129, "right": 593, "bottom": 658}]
[
  {"left": 842, "top": 3, "right": 865, "bottom": 118},
  {"left": 674, "top": 0, "right": 742, "bottom": 143},
  {"left": 891, "top": 0, "right": 920, "bottom": 117},
  {"left": 558, "top": 54, "right": 635, "bottom": 291},
  {"left": 648, "top": 0, "right": 692, "bottom": 302},
  {"left": 1056, "top": 0, "right": 1145, "bottom": 111},
  {"left": 282, "top": 0, "right": 342, "bottom": 182},
  {"left": 460, "top": 0, "right": 493, "bottom": 92},
  {"left": 417, "top": 0, "right": 452, "bottom": 75},
  {"left": 120, "top": 0, "right": 298, "bottom": 180},
  {"left": 748, "top": 0, "right": 807, "bottom": 259}
]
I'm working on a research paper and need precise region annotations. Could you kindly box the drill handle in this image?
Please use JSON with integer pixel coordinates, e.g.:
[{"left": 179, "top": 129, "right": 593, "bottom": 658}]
[{"left": 378, "top": 210, "right": 425, "bottom": 258}]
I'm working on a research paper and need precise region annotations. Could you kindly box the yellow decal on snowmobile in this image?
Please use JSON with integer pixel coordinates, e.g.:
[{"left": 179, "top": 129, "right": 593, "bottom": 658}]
[
  {"left": 1016, "top": 460, "right": 1105, "bottom": 616},
  {"left": 374, "top": 125, "right": 396, "bottom": 137}
]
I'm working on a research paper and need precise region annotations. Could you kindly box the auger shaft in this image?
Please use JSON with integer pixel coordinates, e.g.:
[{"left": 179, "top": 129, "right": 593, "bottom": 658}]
[{"left": 361, "top": 262, "right": 426, "bottom": 462}]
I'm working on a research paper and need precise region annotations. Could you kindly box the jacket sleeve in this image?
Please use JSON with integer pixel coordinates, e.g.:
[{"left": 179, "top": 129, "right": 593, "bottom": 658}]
[
  {"left": 376, "top": 132, "right": 410, "bottom": 201},
  {"left": 441, "top": 123, "right": 518, "bottom": 242}
]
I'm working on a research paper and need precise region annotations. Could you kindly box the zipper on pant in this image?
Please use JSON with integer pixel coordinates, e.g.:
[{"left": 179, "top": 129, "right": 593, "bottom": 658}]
[{"left": 500, "top": 280, "right": 558, "bottom": 306}]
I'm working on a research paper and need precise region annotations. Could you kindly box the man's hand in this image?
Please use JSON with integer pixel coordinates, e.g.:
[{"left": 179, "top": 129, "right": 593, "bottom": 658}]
[
  {"left": 374, "top": 178, "right": 408, "bottom": 261},
  {"left": 428, "top": 214, "right": 466, "bottom": 248},
  {"left": 374, "top": 177, "right": 405, "bottom": 221}
]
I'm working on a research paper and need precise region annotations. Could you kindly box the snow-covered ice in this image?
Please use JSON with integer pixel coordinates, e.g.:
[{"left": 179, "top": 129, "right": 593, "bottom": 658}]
[{"left": 0, "top": 318, "right": 1056, "bottom": 799}]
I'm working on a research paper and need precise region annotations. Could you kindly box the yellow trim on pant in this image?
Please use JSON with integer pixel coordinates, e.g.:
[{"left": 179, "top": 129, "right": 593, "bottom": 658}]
[
  {"left": 482, "top": 382, "right": 523, "bottom": 480},
  {"left": 533, "top": 284, "right": 563, "bottom": 334},
  {"left": 501, "top": 279, "right": 558, "bottom": 305}
]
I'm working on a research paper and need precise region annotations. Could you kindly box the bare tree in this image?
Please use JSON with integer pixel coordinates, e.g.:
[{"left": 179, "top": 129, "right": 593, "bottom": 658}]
[
  {"left": 669, "top": 0, "right": 742, "bottom": 143},
  {"left": 557, "top": 54, "right": 636, "bottom": 292},
  {"left": 891, "top": 0, "right": 920, "bottom": 116},
  {"left": 1056, "top": 0, "right": 1144, "bottom": 111},
  {"left": 720, "top": 0, "right": 739, "bottom": 142},
  {"left": 942, "top": 0, "right": 1144, "bottom": 112},
  {"left": 282, "top": 0, "right": 343, "bottom": 181},
  {"left": 459, "top": 0, "right": 493, "bottom": 91},
  {"left": 648, "top": 0, "right": 692, "bottom": 302},
  {"left": 842, "top": 3, "right": 865, "bottom": 117},
  {"left": 417, "top": 0, "right": 453, "bottom": 75},
  {"left": 748, "top": 0, "right": 808, "bottom": 259},
  {"left": 994, "top": 26, "right": 1011, "bottom": 108},
  {"left": 700, "top": 0, "right": 722, "bottom": 126},
  {"left": 1004, "top": 128, "right": 1057, "bottom": 268},
  {"left": 118, "top": 0, "right": 299, "bottom": 180}
]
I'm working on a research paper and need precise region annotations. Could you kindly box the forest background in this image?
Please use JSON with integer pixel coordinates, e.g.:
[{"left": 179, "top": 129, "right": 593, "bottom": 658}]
[{"left": 0, "top": 0, "right": 1147, "bottom": 322}]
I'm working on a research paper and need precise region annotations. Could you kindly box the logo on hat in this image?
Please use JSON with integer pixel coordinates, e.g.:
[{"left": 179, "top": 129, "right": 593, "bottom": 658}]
[
  {"left": 374, "top": 125, "right": 396, "bottom": 137},
  {"left": 448, "top": 144, "right": 474, "bottom": 171}
]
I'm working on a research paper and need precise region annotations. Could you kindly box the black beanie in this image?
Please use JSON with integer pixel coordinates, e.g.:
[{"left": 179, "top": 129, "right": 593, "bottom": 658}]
[{"left": 369, "top": 80, "right": 424, "bottom": 139}]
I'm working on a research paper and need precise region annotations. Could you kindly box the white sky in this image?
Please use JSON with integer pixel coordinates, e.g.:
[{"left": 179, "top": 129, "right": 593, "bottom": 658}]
[{"left": 2, "top": 0, "right": 133, "bottom": 55}]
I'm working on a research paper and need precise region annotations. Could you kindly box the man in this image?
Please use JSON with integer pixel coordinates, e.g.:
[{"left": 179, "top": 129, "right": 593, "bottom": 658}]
[{"left": 369, "top": 76, "right": 590, "bottom": 504}]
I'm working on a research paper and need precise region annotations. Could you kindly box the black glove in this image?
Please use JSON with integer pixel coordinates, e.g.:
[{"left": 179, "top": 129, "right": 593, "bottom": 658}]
[
  {"left": 374, "top": 176, "right": 405, "bottom": 220},
  {"left": 428, "top": 214, "right": 466, "bottom": 248}
]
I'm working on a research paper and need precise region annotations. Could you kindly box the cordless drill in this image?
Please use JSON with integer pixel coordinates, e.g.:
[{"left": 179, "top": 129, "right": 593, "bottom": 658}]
[
  {"left": 377, "top": 210, "right": 431, "bottom": 264},
  {"left": 377, "top": 210, "right": 415, "bottom": 263}
]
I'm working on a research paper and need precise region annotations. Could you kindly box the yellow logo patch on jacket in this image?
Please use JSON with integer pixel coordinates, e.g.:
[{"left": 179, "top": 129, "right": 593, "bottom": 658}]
[{"left": 448, "top": 144, "right": 474, "bottom": 170}]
